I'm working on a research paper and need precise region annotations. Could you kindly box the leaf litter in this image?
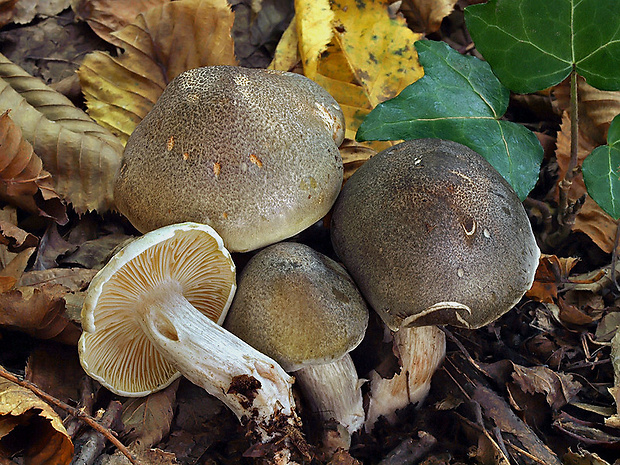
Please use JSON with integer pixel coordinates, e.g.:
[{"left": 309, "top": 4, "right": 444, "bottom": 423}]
[{"left": 0, "top": 1, "right": 620, "bottom": 464}]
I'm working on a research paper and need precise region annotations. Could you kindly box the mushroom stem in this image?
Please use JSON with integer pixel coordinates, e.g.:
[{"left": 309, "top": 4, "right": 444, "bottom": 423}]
[
  {"left": 137, "top": 284, "right": 299, "bottom": 443},
  {"left": 365, "top": 325, "right": 446, "bottom": 431},
  {"left": 293, "top": 354, "right": 365, "bottom": 436}
]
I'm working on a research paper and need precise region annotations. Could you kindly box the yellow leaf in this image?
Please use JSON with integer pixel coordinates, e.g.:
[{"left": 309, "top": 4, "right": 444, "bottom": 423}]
[
  {"left": 295, "top": 0, "right": 334, "bottom": 79},
  {"left": 279, "top": 0, "right": 423, "bottom": 147},
  {"left": 0, "top": 373, "right": 73, "bottom": 464},
  {"left": 79, "top": 0, "right": 237, "bottom": 144},
  {"left": 268, "top": 19, "right": 300, "bottom": 72}
]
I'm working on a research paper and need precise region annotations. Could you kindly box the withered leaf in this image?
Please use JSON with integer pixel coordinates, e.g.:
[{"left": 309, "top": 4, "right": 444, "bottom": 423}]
[
  {"left": 122, "top": 380, "right": 179, "bottom": 450},
  {"left": 0, "top": 371, "right": 73, "bottom": 464},
  {"left": 71, "top": 0, "right": 170, "bottom": 45},
  {"left": 0, "top": 283, "right": 80, "bottom": 344},
  {"left": 79, "top": 0, "right": 238, "bottom": 144},
  {"left": 512, "top": 364, "right": 581, "bottom": 411},
  {"left": 0, "top": 54, "right": 123, "bottom": 213},
  {"left": 0, "top": 110, "right": 67, "bottom": 223},
  {"left": 0, "top": 218, "right": 37, "bottom": 252}
]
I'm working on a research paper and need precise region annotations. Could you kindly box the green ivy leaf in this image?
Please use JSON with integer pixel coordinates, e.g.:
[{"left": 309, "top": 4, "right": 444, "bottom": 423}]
[
  {"left": 465, "top": 0, "right": 620, "bottom": 93},
  {"left": 582, "top": 114, "right": 620, "bottom": 220},
  {"left": 356, "top": 40, "right": 543, "bottom": 200}
]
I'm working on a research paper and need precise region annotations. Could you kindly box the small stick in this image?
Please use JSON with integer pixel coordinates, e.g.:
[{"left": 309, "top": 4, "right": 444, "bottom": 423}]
[
  {"left": 0, "top": 365, "right": 137, "bottom": 465},
  {"left": 72, "top": 401, "right": 124, "bottom": 465},
  {"left": 377, "top": 431, "right": 437, "bottom": 465}
]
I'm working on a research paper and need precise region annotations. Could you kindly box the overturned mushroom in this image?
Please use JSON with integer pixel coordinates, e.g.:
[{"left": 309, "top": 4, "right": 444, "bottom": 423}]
[
  {"left": 115, "top": 65, "right": 345, "bottom": 253},
  {"left": 224, "top": 242, "right": 368, "bottom": 450},
  {"left": 78, "top": 223, "right": 304, "bottom": 460},
  {"left": 331, "top": 139, "right": 540, "bottom": 428}
]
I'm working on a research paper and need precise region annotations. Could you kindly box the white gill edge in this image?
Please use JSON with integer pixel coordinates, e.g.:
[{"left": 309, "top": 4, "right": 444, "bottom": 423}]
[{"left": 81, "top": 222, "right": 235, "bottom": 331}]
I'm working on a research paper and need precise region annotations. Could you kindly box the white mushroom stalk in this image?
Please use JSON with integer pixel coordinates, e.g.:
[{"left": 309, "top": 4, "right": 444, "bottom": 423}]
[
  {"left": 365, "top": 326, "right": 446, "bottom": 431},
  {"left": 79, "top": 223, "right": 304, "bottom": 457},
  {"left": 136, "top": 283, "right": 298, "bottom": 442},
  {"left": 293, "top": 354, "right": 365, "bottom": 437}
]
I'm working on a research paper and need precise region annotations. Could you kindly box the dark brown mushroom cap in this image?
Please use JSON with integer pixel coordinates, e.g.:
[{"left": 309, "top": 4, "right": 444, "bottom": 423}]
[
  {"left": 224, "top": 242, "right": 369, "bottom": 372},
  {"left": 330, "top": 139, "right": 540, "bottom": 331},
  {"left": 114, "top": 66, "right": 345, "bottom": 253}
]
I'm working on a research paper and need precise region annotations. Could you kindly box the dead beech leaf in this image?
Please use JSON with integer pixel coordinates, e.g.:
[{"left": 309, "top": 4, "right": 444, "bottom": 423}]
[
  {"left": 0, "top": 110, "right": 67, "bottom": 223},
  {"left": 402, "top": 0, "right": 458, "bottom": 33},
  {"left": 0, "top": 246, "right": 35, "bottom": 288},
  {"left": 512, "top": 364, "right": 581, "bottom": 411},
  {"left": 0, "top": 372, "right": 73, "bottom": 464},
  {"left": 0, "top": 54, "right": 124, "bottom": 213},
  {"left": 273, "top": 0, "right": 423, "bottom": 150},
  {"left": 11, "top": 0, "right": 70, "bottom": 24},
  {"left": 71, "top": 0, "right": 170, "bottom": 45},
  {"left": 0, "top": 0, "right": 17, "bottom": 28},
  {"left": 339, "top": 139, "right": 377, "bottom": 182},
  {"left": 122, "top": 380, "right": 179, "bottom": 450},
  {"left": 79, "top": 0, "right": 238, "bottom": 144},
  {"left": 0, "top": 283, "right": 81, "bottom": 344},
  {"left": 526, "top": 254, "right": 579, "bottom": 303},
  {"left": 18, "top": 267, "right": 98, "bottom": 291},
  {"left": 0, "top": 218, "right": 37, "bottom": 252}
]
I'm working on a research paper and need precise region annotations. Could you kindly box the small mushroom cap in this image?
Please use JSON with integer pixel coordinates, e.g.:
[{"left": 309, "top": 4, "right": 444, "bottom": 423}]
[
  {"left": 224, "top": 242, "right": 369, "bottom": 372},
  {"left": 115, "top": 66, "right": 345, "bottom": 253},
  {"left": 331, "top": 139, "right": 540, "bottom": 331},
  {"left": 79, "top": 222, "right": 236, "bottom": 396}
]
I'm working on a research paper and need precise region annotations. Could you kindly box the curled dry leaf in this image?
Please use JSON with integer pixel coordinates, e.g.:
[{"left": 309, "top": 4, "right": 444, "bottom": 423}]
[
  {"left": 0, "top": 0, "right": 17, "bottom": 28},
  {"left": 0, "top": 54, "right": 124, "bottom": 213},
  {"left": 401, "top": 0, "right": 459, "bottom": 34},
  {"left": 78, "top": 0, "right": 238, "bottom": 144},
  {"left": 0, "top": 372, "right": 74, "bottom": 464},
  {"left": 339, "top": 138, "right": 377, "bottom": 182},
  {"left": 0, "top": 218, "right": 38, "bottom": 252},
  {"left": 11, "top": 0, "right": 70, "bottom": 24},
  {"left": 0, "top": 283, "right": 81, "bottom": 344},
  {"left": 272, "top": 0, "right": 422, "bottom": 151},
  {"left": 71, "top": 0, "right": 170, "bottom": 46},
  {"left": 0, "top": 110, "right": 67, "bottom": 223}
]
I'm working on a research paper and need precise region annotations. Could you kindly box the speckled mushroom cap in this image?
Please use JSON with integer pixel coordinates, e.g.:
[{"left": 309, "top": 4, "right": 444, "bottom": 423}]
[
  {"left": 115, "top": 66, "right": 345, "bottom": 253},
  {"left": 224, "top": 242, "right": 369, "bottom": 372},
  {"left": 331, "top": 139, "right": 540, "bottom": 331}
]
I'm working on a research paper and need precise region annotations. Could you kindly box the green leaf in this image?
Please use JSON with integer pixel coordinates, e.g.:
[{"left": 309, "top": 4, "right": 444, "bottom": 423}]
[
  {"left": 356, "top": 40, "right": 543, "bottom": 200},
  {"left": 583, "top": 114, "right": 620, "bottom": 219},
  {"left": 465, "top": 0, "right": 620, "bottom": 93}
]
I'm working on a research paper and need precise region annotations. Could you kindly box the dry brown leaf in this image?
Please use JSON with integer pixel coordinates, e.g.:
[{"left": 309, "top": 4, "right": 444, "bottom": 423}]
[
  {"left": 122, "top": 380, "right": 179, "bottom": 450},
  {"left": 0, "top": 372, "right": 73, "bottom": 464},
  {"left": 79, "top": 0, "right": 238, "bottom": 144},
  {"left": 339, "top": 139, "right": 377, "bottom": 183},
  {"left": 18, "top": 267, "right": 98, "bottom": 291},
  {"left": 0, "top": 218, "right": 37, "bottom": 252},
  {"left": 0, "top": 283, "right": 81, "bottom": 343},
  {"left": 0, "top": 0, "right": 17, "bottom": 28},
  {"left": 11, "top": 0, "right": 70, "bottom": 24},
  {"left": 526, "top": 254, "right": 579, "bottom": 303},
  {"left": 0, "top": 53, "right": 124, "bottom": 213},
  {"left": 555, "top": 112, "right": 618, "bottom": 253},
  {"left": 0, "top": 246, "right": 35, "bottom": 287},
  {"left": 71, "top": 0, "right": 170, "bottom": 45},
  {"left": 402, "top": 0, "right": 459, "bottom": 34},
  {"left": 0, "top": 110, "right": 67, "bottom": 223}
]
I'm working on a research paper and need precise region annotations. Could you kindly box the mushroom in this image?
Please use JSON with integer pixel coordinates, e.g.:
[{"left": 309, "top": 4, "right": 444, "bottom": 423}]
[
  {"left": 114, "top": 65, "right": 345, "bottom": 253},
  {"left": 330, "top": 139, "right": 540, "bottom": 428},
  {"left": 224, "top": 242, "right": 369, "bottom": 450},
  {"left": 78, "top": 222, "right": 304, "bottom": 459}
]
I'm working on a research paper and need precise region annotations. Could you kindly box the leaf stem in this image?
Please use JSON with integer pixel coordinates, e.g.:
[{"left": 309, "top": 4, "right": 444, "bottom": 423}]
[
  {"left": 0, "top": 365, "right": 138, "bottom": 465},
  {"left": 558, "top": 68, "right": 580, "bottom": 227}
]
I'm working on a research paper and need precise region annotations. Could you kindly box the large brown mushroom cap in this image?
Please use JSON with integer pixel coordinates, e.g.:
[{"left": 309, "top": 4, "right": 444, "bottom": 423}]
[
  {"left": 224, "top": 242, "right": 369, "bottom": 372},
  {"left": 331, "top": 139, "right": 540, "bottom": 331},
  {"left": 115, "top": 66, "right": 344, "bottom": 253}
]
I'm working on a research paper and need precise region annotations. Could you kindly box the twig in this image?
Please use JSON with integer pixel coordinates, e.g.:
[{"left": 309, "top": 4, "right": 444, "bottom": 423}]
[
  {"left": 66, "top": 376, "right": 97, "bottom": 438},
  {"left": 377, "top": 431, "right": 437, "bottom": 465},
  {"left": 0, "top": 365, "right": 138, "bottom": 465},
  {"left": 72, "top": 401, "right": 124, "bottom": 465}
]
